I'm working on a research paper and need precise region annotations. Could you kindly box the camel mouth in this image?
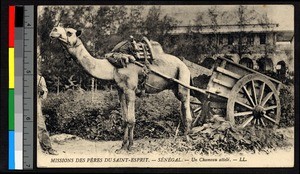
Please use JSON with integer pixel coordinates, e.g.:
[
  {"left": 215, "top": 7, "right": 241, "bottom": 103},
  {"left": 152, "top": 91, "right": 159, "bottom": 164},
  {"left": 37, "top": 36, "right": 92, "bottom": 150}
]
[
  {"left": 58, "top": 37, "right": 68, "bottom": 44},
  {"left": 49, "top": 33, "right": 60, "bottom": 39},
  {"left": 49, "top": 33, "right": 68, "bottom": 44}
]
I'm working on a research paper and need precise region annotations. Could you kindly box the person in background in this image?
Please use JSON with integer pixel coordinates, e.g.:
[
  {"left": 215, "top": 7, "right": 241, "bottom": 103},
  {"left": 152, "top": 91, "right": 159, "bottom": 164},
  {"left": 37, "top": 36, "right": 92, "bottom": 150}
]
[{"left": 37, "top": 72, "right": 58, "bottom": 155}]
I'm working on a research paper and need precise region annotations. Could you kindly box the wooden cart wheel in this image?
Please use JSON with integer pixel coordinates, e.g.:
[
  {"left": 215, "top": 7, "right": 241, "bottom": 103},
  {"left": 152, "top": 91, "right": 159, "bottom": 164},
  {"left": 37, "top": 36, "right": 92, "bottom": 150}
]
[
  {"left": 226, "top": 74, "right": 281, "bottom": 128},
  {"left": 190, "top": 100, "right": 203, "bottom": 127}
]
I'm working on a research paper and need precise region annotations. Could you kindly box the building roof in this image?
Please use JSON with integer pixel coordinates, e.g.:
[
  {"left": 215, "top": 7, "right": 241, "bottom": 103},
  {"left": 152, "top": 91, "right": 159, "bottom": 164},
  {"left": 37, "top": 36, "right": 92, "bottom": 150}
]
[
  {"left": 170, "top": 23, "right": 280, "bottom": 34},
  {"left": 276, "top": 30, "right": 294, "bottom": 42}
]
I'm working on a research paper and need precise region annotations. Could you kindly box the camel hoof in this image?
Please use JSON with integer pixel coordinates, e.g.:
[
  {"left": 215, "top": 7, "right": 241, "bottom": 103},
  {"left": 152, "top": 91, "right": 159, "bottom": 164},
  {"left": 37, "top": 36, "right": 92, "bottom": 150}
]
[
  {"left": 127, "top": 143, "right": 134, "bottom": 151},
  {"left": 115, "top": 148, "right": 126, "bottom": 154},
  {"left": 127, "top": 146, "right": 134, "bottom": 152},
  {"left": 115, "top": 143, "right": 128, "bottom": 154}
]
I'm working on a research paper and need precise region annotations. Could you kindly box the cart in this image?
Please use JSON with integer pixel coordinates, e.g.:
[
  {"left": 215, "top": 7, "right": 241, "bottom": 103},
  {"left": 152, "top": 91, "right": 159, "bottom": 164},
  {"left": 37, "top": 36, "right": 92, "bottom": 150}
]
[
  {"left": 134, "top": 54, "right": 281, "bottom": 129},
  {"left": 190, "top": 57, "right": 282, "bottom": 128}
]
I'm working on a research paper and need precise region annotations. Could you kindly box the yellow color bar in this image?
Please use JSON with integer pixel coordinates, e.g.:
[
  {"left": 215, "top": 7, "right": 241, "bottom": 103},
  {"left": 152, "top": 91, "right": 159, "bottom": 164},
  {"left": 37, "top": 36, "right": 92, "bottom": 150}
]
[{"left": 9, "top": 48, "right": 14, "bottom": 89}]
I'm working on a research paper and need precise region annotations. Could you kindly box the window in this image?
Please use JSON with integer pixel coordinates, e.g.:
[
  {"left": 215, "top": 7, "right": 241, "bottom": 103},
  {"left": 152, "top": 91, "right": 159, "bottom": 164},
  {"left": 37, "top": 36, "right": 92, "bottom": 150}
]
[
  {"left": 239, "top": 58, "right": 254, "bottom": 69},
  {"left": 218, "top": 35, "right": 223, "bottom": 45},
  {"left": 208, "top": 34, "right": 213, "bottom": 43},
  {"left": 228, "top": 35, "right": 234, "bottom": 45},
  {"left": 259, "top": 33, "right": 266, "bottom": 44},
  {"left": 247, "top": 34, "right": 254, "bottom": 45}
]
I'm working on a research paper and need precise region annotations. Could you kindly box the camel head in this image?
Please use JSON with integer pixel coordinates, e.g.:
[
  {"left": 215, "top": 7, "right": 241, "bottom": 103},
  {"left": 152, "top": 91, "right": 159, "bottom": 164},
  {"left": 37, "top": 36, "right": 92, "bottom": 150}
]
[{"left": 49, "top": 26, "right": 82, "bottom": 47}]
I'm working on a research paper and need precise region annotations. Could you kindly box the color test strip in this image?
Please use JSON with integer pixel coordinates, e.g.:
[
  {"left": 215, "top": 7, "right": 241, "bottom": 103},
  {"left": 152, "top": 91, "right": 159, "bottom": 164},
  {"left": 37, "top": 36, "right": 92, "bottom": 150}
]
[
  {"left": 15, "top": 6, "right": 24, "bottom": 170},
  {"left": 23, "top": 6, "right": 34, "bottom": 169},
  {"left": 8, "top": 5, "right": 15, "bottom": 170}
]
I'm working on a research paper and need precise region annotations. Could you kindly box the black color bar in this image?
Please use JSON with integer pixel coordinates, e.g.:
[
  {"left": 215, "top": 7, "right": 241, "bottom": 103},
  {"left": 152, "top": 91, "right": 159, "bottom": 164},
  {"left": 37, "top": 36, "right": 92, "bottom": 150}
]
[{"left": 15, "top": 6, "right": 24, "bottom": 27}]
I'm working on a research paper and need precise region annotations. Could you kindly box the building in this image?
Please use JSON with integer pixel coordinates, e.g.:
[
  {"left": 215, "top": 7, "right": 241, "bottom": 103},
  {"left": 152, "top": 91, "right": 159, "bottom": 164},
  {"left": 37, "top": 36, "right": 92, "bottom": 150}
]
[{"left": 170, "top": 23, "right": 294, "bottom": 76}]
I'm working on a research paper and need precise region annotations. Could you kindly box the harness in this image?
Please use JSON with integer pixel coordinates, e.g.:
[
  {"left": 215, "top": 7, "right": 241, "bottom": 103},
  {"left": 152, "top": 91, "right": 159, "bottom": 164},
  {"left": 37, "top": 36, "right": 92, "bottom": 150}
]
[
  {"left": 105, "top": 36, "right": 158, "bottom": 94},
  {"left": 60, "top": 28, "right": 82, "bottom": 60},
  {"left": 111, "top": 36, "right": 154, "bottom": 63}
]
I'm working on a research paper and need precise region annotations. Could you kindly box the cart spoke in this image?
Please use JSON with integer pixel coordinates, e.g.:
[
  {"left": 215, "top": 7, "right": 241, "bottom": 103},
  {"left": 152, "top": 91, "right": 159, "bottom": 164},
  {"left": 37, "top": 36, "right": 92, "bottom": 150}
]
[
  {"left": 251, "top": 80, "right": 257, "bottom": 105},
  {"left": 242, "top": 86, "right": 255, "bottom": 107},
  {"left": 258, "top": 82, "right": 265, "bottom": 105},
  {"left": 260, "top": 118, "right": 266, "bottom": 127},
  {"left": 261, "top": 92, "right": 274, "bottom": 107},
  {"left": 241, "top": 116, "right": 254, "bottom": 128},
  {"left": 236, "top": 100, "right": 254, "bottom": 110},
  {"left": 263, "top": 114, "right": 277, "bottom": 124},
  {"left": 191, "top": 101, "right": 202, "bottom": 105},
  {"left": 264, "top": 105, "right": 278, "bottom": 111},
  {"left": 234, "top": 111, "right": 253, "bottom": 117},
  {"left": 193, "top": 107, "right": 202, "bottom": 113}
]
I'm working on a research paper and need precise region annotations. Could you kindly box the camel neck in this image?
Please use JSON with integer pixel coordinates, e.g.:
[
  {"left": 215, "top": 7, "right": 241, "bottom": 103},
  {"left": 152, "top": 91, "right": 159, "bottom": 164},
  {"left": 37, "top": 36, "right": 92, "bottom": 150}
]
[{"left": 66, "top": 39, "right": 116, "bottom": 80}]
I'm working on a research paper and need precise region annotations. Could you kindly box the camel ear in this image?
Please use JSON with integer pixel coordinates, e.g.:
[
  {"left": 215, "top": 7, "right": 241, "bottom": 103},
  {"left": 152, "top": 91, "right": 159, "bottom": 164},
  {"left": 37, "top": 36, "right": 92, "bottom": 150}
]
[{"left": 76, "top": 30, "right": 82, "bottom": 37}]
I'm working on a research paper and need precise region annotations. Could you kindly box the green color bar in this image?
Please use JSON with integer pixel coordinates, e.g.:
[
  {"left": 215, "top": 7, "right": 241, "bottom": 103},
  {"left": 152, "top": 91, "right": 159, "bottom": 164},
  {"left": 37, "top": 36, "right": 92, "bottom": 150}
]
[{"left": 9, "top": 89, "right": 14, "bottom": 130}]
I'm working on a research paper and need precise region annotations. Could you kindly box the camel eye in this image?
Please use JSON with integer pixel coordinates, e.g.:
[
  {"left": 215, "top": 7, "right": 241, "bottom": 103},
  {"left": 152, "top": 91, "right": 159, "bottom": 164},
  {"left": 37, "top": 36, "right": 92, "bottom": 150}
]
[{"left": 66, "top": 31, "right": 72, "bottom": 37}]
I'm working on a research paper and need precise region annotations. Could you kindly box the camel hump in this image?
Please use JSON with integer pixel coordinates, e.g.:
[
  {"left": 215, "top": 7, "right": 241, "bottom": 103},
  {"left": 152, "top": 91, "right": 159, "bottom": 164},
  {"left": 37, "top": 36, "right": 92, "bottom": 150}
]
[{"left": 150, "top": 41, "right": 164, "bottom": 56}]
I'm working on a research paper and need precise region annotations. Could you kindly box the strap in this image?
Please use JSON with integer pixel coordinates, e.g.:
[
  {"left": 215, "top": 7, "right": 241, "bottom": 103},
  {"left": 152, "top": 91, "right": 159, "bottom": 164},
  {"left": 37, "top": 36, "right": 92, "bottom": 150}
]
[{"left": 142, "top": 37, "right": 154, "bottom": 61}]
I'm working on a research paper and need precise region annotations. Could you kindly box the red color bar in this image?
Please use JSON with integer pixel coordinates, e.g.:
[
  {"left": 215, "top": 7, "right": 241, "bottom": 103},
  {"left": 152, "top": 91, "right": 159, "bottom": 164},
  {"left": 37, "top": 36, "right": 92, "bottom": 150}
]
[{"left": 9, "top": 6, "right": 15, "bottom": 48}]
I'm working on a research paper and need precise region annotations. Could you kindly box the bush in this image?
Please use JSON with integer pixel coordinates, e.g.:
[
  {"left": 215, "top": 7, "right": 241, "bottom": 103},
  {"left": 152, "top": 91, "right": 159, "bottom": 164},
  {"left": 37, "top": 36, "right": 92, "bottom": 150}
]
[
  {"left": 42, "top": 89, "right": 293, "bottom": 153},
  {"left": 184, "top": 116, "right": 292, "bottom": 154},
  {"left": 279, "top": 85, "right": 294, "bottom": 127},
  {"left": 43, "top": 90, "right": 182, "bottom": 140}
]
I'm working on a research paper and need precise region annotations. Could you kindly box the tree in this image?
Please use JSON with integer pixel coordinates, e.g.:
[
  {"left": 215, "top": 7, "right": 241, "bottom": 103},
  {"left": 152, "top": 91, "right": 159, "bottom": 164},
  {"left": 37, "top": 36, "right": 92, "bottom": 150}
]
[
  {"left": 94, "top": 6, "right": 127, "bottom": 56},
  {"left": 193, "top": 6, "right": 228, "bottom": 59},
  {"left": 38, "top": 6, "right": 98, "bottom": 93},
  {"left": 144, "top": 6, "right": 179, "bottom": 53},
  {"left": 117, "top": 6, "right": 145, "bottom": 39},
  {"left": 258, "top": 12, "right": 276, "bottom": 59},
  {"left": 234, "top": 5, "right": 259, "bottom": 58}
]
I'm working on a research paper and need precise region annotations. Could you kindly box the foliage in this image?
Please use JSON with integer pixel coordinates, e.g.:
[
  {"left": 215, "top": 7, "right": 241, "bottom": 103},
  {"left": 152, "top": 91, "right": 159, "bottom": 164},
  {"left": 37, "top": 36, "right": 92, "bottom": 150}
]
[
  {"left": 38, "top": 5, "right": 280, "bottom": 93},
  {"left": 43, "top": 90, "right": 181, "bottom": 140},
  {"left": 43, "top": 89, "right": 293, "bottom": 153},
  {"left": 182, "top": 115, "right": 292, "bottom": 154},
  {"left": 38, "top": 6, "right": 179, "bottom": 93},
  {"left": 279, "top": 85, "right": 294, "bottom": 127},
  {"left": 38, "top": 6, "right": 96, "bottom": 93},
  {"left": 193, "top": 6, "right": 227, "bottom": 57}
]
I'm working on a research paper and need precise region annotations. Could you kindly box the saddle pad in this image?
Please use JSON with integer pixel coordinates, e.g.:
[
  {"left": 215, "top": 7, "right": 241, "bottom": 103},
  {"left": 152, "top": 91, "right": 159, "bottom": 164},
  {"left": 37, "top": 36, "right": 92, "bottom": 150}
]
[{"left": 105, "top": 52, "right": 136, "bottom": 68}]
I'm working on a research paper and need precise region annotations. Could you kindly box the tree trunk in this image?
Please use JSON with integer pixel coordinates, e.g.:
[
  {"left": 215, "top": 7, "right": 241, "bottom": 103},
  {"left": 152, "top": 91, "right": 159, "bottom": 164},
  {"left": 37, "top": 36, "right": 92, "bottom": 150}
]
[
  {"left": 91, "top": 78, "right": 94, "bottom": 101},
  {"left": 56, "top": 77, "right": 60, "bottom": 95},
  {"left": 95, "top": 79, "right": 97, "bottom": 91},
  {"left": 91, "top": 78, "right": 95, "bottom": 92}
]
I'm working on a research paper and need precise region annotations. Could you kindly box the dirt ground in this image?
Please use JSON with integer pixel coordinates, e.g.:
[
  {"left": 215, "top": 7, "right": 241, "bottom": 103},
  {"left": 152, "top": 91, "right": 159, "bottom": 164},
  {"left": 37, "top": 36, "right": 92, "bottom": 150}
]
[{"left": 37, "top": 127, "right": 294, "bottom": 168}]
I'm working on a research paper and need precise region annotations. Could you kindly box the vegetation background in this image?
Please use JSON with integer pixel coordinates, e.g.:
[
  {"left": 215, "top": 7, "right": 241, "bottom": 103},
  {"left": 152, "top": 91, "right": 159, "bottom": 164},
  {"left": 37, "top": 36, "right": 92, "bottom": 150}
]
[{"left": 38, "top": 5, "right": 294, "bottom": 153}]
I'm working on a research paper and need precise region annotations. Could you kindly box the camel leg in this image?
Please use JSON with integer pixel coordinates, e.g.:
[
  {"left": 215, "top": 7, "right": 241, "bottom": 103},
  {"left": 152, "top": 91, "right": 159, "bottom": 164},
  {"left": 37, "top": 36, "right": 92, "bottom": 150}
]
[
  {"left": 117, "top": 90, "right": 129, "bottom": 150},
  {"left": 176, "top": 86, "right": 192, "bottom": 141},
  {"left": 125, "top": 90, "right": 136, "bottom": 151}
]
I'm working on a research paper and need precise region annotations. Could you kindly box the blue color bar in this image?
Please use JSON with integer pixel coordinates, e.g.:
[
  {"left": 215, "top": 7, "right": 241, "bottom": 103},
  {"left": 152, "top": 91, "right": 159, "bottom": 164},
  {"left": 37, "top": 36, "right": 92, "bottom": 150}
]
[{"left": 9, "top": 131, "right": 15, "bottom": 170}]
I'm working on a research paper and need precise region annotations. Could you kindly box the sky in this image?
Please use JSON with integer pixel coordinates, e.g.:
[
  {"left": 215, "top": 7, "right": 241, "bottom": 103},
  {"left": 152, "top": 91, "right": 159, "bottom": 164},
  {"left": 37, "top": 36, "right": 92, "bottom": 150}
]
[{"left": 38, "top": 5, "right": 294, "bottom": 31}]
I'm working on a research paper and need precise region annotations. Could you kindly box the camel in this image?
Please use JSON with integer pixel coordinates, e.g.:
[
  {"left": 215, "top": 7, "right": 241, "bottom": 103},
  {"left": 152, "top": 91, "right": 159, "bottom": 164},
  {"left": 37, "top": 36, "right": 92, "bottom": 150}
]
[{"left": 49, "top": 26, "right": 192, "bottom": 151}]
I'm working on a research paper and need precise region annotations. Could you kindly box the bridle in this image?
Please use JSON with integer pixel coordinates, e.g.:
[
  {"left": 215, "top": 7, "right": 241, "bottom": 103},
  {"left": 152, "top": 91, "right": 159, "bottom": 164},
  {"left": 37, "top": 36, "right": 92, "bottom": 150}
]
[
  {"left": 58, "top": 27, "right": 83, "bottom": 60},
  {"left": 62, "top": 27, "right": 82, "bottom": 48}
]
